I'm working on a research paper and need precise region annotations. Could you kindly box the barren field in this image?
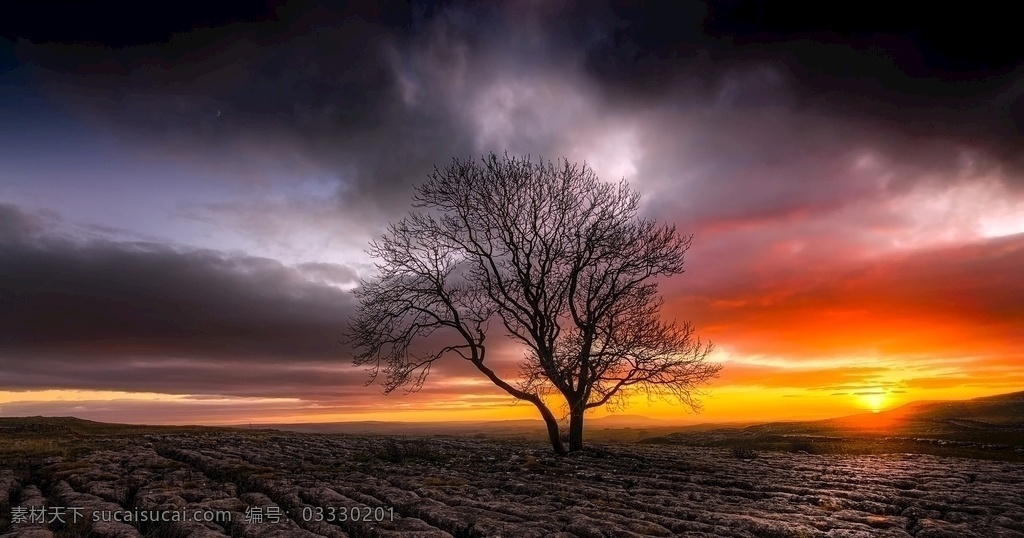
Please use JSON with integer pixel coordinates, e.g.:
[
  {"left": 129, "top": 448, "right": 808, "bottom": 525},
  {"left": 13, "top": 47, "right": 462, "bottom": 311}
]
[{"left": 2, "top": 425, "right": 1023, "bottom": 538}]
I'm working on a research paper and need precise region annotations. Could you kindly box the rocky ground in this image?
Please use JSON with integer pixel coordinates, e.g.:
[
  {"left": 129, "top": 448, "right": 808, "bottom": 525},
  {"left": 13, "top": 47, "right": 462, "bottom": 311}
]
[{"left": 1, "top": 431, "right": 1022, "bottom": 537}]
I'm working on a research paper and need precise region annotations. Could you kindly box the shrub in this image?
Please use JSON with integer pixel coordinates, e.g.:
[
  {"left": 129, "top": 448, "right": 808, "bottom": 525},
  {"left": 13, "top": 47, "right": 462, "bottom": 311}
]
[
  {"left": 731, "top": 446, "right": 759, "bottom": 460},
  {"left": 788, "top": 439, "right": 816, "bottom": 454}
]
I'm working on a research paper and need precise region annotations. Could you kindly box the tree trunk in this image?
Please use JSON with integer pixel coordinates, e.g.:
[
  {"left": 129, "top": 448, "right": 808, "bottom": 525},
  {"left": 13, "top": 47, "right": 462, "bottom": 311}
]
[
  {"left": 464, "top": 358, "right": 565, "bottom": 454},
  {"left": 568, "top": 406, "right": 585, "bottom": 452},
  {"left": 534, "top": 401, "right": 567, "bottom": 455}
]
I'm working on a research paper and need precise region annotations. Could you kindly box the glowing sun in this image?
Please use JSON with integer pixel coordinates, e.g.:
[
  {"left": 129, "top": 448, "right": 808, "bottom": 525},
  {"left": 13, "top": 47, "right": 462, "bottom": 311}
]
[{"left": 857, "top": 391, "right": 888, "bottom": 413}]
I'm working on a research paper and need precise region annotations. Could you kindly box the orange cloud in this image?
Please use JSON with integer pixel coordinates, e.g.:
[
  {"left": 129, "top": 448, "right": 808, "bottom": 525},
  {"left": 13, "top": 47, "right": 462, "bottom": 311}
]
[
  {"left": 674, "top": 234, "right": 1024, "bottom": 362},
  {"left": 715, "top": 363, "right": 889, "bottom": 389}
]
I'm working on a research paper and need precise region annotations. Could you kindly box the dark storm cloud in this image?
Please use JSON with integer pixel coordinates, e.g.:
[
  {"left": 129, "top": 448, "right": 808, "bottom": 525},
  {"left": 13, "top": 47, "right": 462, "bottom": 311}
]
[
  {"left": 583, "top": 2, "right": 1024, "bottom": 168},
  {"left": 10, "top": 0, "right": 1020, "bottom": 232},
  {"left": 0, "top": 355, "right": 368, "bottom": 399},
  {"left": 0, "top": 202, "right": 48, "bottom": 239},
  {"left": 0, "top": 0, "right": 292, "bottom": 48},
  {"left": 0, "top": 203, "right": 540, "bottom": 399},
  {"left": 6, "top": 0, "right": 1022, "bottom": 302},
  {"left": 5, "top": 0, "right": 474, "bottom": 222},
  {"left": 0, "top": 204, "right": 356, "bottom": 365}
]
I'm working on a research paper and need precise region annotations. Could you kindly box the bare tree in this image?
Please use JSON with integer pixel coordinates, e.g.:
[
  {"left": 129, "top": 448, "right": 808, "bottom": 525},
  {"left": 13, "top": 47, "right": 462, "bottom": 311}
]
[{"left": 347, "top": 153, "right": 721, "bottom": 454}]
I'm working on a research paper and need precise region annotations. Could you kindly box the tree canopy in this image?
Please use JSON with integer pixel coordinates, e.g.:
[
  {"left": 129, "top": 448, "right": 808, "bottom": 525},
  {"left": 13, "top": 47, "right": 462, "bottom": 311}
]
[{"left": 347, "top": 153, "right": 721, "bottom": 453}]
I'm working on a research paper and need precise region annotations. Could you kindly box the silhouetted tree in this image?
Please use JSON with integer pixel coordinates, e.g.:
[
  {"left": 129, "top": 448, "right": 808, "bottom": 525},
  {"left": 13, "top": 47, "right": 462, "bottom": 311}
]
[{"left": 347, "top": 153, "right": 721, "bottom": 454}]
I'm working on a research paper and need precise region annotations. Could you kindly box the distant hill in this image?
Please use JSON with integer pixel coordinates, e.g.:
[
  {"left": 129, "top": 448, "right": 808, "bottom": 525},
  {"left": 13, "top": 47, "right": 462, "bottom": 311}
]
[
  {"left": 0, "top": 415, "right": 233, "bottom": 436},
  {"left": 820, "top": 390, "right": 1024, "bottom": 435},
  {"left": 729, "top": 390, "right": 1024, "bottom": 437},
  {"left": 245, "top": 419, "right": 533, "bottom": 436},
  {"left": 587, "top": 414, "right": 670, "bottom": 427},
  {"left": 895, "top": 390, "right": 1024, "bottom": 425},
  {"left": 643, "top": 391, "right": 1024, "bottom": 460},
  {"left": 232, "top": 393, "right": 1024, "bottom": 439},
  {"left": 237, "top": 414, "right": 673, "bottom": 437}
]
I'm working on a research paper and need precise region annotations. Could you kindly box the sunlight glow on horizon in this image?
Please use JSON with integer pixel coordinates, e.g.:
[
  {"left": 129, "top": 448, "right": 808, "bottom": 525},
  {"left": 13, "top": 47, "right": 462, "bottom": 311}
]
[
  {"left": 856, "top": 390, "right": 889, "bottom": 413},
  {"left": 4, "top": 380, "right": 1017, "bottom": 427}
]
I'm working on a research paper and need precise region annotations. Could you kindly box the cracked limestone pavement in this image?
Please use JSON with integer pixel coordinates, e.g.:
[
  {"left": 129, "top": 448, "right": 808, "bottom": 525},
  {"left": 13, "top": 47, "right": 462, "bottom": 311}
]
[{"left": 1, "top": 432, "right": 1022, "bottom": 537}]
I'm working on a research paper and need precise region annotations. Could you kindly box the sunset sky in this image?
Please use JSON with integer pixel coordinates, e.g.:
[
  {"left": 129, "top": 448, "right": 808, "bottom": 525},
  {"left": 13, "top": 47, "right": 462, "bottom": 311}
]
[{"left": 1, "top": 1, "right": 1022, "bottom": 426}]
